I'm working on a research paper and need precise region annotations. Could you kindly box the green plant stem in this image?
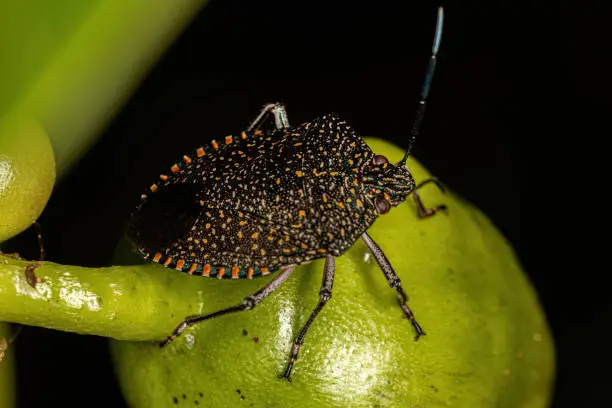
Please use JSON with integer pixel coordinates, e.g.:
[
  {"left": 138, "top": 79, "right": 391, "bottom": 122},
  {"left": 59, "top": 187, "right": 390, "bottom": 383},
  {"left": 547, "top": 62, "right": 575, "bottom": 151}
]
[{"left": 0, "top": 252, "right": 223, "bottom": 342}]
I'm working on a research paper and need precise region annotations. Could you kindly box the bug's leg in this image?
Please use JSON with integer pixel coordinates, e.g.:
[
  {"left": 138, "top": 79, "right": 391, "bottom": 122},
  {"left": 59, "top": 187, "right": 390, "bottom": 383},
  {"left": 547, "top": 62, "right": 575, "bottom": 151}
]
[
  {"left": 24, "top": 221, "right": 45, "bottom": 288},
  {"left": 416, "top": 177, "right": 445, "bottom": 193},
  {"left": 160, "top": 265, "right": 295, "bottom": 347},
  {"left": 246, "top": 102, "right": 290, "bottom": 132},
  {"left": 361, "top": 232, "right": 425, "bottom": 340},
  {"left": 280, "top": 255, "right": 335, "bottom": 382},
  {"left": 411, "top": 177, "right": 448, "bottom": 219},
  {"left": 271, "top": 104, "right": 290, "bottom": 130}
]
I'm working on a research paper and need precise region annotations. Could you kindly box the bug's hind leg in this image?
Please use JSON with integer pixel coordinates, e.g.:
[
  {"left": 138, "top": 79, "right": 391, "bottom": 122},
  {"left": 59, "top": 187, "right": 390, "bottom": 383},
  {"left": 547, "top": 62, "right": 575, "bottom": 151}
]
[
  {"left": 280, "top": 255, "right": 335, "bottom": 382},
  {"left": 361, "top": 232, "right": 425, "bottom": 340},
  {"left": 246, "top": 102, "right": 290, "bottom": 132},
  {"left": 160, "top": 265, "right": 295, "bottom": 347},
  {"left": 411, "top": 177, "right": 448, "bottom": 219}
]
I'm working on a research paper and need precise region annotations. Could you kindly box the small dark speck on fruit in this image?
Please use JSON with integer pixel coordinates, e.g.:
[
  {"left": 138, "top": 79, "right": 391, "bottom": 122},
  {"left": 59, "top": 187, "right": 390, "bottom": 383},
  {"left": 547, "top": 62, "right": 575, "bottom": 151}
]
[
  {"left": 182, "top": 394, "right": 187, "bottom": 399},
  {"left": 242, "top": 329, "right": 248, "bottom": 336},
  {"left": 252, "top": 336, "right": 259, "bottom": 343},
  {"left": 199, "top": 392, "right": 203, "bottom": 397},
  {"left": 430, "top": 385, "right": 439, "bottom": 392},
  {"left": 236, "top": 389, "right": 241, "bottom": 394},
  {"left": 194, "top": 401, "right": 199, "bottom": 405},
  {"left": 173, "top": 396, "right": 179, "bottom": 404},
  {"left": 241, "top": 396, "right": 245, "bottom": 400}
]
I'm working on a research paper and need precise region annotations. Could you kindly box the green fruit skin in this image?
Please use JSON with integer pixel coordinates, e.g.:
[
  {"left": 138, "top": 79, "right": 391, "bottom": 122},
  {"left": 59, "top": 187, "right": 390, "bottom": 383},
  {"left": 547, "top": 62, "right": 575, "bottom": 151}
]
[
  {"left": 0, "top": 110, "right": 55, "bottom": 242},
  {"left": 110, "top": 138, "right": 555, "bottom": 408}
]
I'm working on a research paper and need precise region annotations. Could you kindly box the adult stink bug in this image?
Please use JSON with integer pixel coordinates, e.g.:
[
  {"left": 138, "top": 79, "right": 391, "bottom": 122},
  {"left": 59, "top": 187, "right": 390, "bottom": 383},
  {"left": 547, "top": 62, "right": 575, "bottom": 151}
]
[{"left": 126, "top": 7, "right": 447, "bottom": 382}]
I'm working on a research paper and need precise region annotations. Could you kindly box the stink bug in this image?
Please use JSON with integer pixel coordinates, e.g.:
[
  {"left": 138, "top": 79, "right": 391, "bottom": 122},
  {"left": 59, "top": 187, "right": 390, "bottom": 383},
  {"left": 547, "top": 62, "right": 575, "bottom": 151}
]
[{"left": 126, "top": 7, "right": 447, "bottom": 382}]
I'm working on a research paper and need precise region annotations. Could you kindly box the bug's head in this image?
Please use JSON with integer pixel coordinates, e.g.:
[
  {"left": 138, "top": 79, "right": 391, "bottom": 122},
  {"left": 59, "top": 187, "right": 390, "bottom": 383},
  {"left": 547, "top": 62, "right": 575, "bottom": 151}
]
[
  {"left": 362, "top": 154, "right": 416, "bottom": 214},
  {"left": 362, "top": 5, "right": 445, "bottom": 217}
]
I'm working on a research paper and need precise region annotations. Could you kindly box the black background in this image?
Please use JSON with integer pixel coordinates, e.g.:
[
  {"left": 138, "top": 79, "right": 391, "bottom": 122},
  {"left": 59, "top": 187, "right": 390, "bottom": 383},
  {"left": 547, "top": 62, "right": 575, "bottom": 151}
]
[{"left": 4, "top": 0, "right": 603, "bottom": 407}]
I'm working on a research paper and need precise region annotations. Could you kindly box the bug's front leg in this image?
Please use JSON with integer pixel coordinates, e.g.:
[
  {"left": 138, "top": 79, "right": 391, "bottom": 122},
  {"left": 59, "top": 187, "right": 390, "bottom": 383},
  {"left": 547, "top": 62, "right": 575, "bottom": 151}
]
[
  {"left": 246, "top": 102, "right": 290, "bottom": 132},
  {"left": 411, "top": 177, "right": 448, "bottom": 219},
  {"left": 361, "top": 232, "right": 425, "bottom": 340},
  {"left": 161, "top": 265, "right": 295, "bottom": 347},
  {"left": 280, "top": 254, "right": 335, "bottom": 382}
]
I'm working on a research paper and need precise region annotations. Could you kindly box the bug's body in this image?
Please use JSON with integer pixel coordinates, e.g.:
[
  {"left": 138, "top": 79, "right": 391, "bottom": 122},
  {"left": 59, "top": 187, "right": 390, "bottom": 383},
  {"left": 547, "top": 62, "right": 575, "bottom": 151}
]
[
  {"left": 126, "top": 6, "right": 446, "bottom": 382},
  {"left": 127, "top": 114, "right": 414, "bottom": 279}
]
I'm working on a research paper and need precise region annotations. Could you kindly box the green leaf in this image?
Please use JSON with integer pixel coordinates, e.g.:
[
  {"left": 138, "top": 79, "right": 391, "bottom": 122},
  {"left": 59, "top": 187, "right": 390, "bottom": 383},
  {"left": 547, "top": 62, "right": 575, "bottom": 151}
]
[{"left": 0, "top": 0, "right": 208, "bottom": 177}]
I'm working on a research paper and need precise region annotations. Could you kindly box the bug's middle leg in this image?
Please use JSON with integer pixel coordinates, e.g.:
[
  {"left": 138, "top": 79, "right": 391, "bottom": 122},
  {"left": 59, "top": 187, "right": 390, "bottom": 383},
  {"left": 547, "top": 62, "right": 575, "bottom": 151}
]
[
  {"left": 160, "top": 265, "right": 295, "bottom": 347},
  {"left": 246, "top": 102, "right": 290, "bottom": 132},
  {"left": 280, "top": 254, "right": 335, "bottom": 382},
  {"left": 361, "top": 232, "right": 425, "bottom": 340}
]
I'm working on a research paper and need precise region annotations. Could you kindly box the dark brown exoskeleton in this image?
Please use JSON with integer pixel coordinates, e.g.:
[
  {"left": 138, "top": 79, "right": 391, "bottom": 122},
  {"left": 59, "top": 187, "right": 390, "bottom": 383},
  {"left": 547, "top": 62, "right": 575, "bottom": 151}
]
[{"left": 126, "top": 7, "right": 447, "bottom": 381}]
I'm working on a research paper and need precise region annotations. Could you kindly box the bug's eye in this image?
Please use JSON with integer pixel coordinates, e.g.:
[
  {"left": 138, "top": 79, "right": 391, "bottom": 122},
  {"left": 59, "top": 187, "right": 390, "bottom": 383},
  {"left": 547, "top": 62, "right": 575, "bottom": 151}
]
[
  {"left": 372, "top": 155, "right": 388, "bottom": 166},
  {"left": 375, "top": 196, "right": 391, "bottom": 214}
]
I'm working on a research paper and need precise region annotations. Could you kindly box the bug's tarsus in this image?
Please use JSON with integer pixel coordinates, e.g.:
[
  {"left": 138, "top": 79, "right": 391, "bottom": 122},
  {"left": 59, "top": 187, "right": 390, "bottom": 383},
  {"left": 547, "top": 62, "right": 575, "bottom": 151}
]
[
  {"left": 400, "top": 297, "right": 426, "bottom": 340},
  {"left": 159, "top": 305, "right": 244, "bottom": 348},
  {"left": 246, "top": 102, "right": 290, "bottom": 133},
  {"left": 24, "top": 221, "right": 45, "bottom": 288},
  {"left": 160, "top": 266, "right": 295, "bottom": 348},
  {"left": 361, "top": 232, "right": 426, "bottom": 339},
  {"left": 413, "top": 191, "right": 447, "bottom": 219},
  {"left": 401, "top": 6, "right": 445, "bottom": 165},
  {"left": 411, "top": 176, "right": 448, "bottom": 218},
  {"left": 280, "top": 255, "right": 335, "bottom": 382},
  {"left": 24, "top": 263, "right": 41, "bottom": 288}
]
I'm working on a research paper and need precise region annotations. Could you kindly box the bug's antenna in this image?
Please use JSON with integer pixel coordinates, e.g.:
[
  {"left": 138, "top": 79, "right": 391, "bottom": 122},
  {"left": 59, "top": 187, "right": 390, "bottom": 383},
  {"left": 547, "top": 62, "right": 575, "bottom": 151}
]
[{"left": 401, "top": 6, "right": 444, "bottom": 165}]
